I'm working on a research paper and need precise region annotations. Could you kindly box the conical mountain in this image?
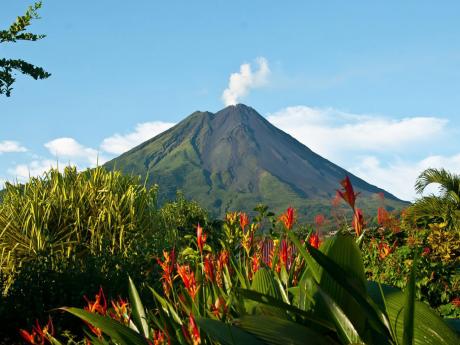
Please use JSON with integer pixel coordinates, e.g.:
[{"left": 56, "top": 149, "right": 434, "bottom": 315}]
[{"left": 105, "top": 104, "right": 407, "bottom": 218}]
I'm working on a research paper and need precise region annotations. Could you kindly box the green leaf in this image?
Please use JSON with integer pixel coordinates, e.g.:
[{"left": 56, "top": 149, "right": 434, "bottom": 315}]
[
  {"left": 236, "top": 315, "right": 340, "bottom": 345},
  {"left": 239, "top": 288, "right": 335, "bottom": 332},
  {"left": 402, "top": 261, "right": 416, "bottom": 345},
  {"left": 368, "top": 283, "right": 460, "bottom": 345},
  {"left": 316, "top": 287, "right": 364, "bottom": 344},
  {"left": 128, "top": 276, "right": 150, "bottom": 338},
  {"left": 149, "top": 286, "right": 183, "bottom": 325},
  {"left": 303, "top": 235, "right": 392, "bottom": 340},
  {"left": 62, "top": 307, "right": 148, "bottom": 345},
  {"left": 197, "top": 317, "right": 266, "bottom": 345},
  {"left": 247, "top": 268, "right": 284, "bottom": 316}
]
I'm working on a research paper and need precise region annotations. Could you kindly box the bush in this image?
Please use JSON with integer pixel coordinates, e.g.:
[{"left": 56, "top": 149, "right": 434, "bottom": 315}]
[{"left": 0, "top": 166, "right": 161, "bottom": 342}]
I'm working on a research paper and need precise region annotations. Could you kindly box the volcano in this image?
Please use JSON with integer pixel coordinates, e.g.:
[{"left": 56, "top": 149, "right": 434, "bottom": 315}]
[{"left": 104, "top": 104, "right": 406, "bottom": 218}]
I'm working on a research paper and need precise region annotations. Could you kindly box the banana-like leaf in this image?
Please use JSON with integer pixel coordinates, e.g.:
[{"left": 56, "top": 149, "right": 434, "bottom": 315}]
[
  {"left": 128, "top": 276, "right": 149, "bottom": 338},
  {"left": 246, "top": 268, "right": 285, "bottom": 317},
  {"left": 402, "top": 261, "right": 416, "bottom": 345},
  {"left": 317, "top": 287, "right": 364, "bottom": 344},
  {"left": 61, "top": 307, "right": 148, "bottom": 345},
  {"left": 197, "top": 317, "right": 265, "bottom": 345},
  {"left": 367, "top": 282, "right": 460, "bottom": 345},
  {"left": 239, "top": 288, "right": 335, "bottom": 332},
  {"left": 301, "top": 235, "right": 392, "bottom": 340},
  {"left": 236, "top": 314, "right": 340, "bottom": 345}
]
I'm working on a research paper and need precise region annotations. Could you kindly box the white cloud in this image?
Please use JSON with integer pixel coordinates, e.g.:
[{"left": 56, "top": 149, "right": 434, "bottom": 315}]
[
  {"left": 0, "top": 140, "right": 27, "bottom": 153},
  {"left": 222, "top": 57, "right": 270, "bottom": 106},
  {"left": 350, "top": 154, "right": 460, "bottom": 201},
  {"left": 7, "top": 159, "right": 59, "bottom": 182},
  {"left": 44, "top": 137, "right": 105, "bottom": 165},
  {"left": 267, "top": 106, "right": 447, "bottom": 162},
  {"left": 101, "top": 121, "right": 175, "bottom": 155}
]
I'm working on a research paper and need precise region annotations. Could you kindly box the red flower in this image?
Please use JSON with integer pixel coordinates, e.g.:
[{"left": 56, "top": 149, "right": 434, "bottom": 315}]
[
  {"left": 211, "top": 296, "right": 227, "bottom": 318},
  {"left": 19, "top": 317, "right": 54, "bottom": 345},
  {"left": 279, "top": 240, "right": 288, "bottom": 267},
  {"left": 84, "top": 287, "right": 107, "bottom": 337},
  {"left": 239, "top": 212, "right": 249, "bottom": 232},
  {"left": 110, "top": 297, "right": 130, "bottom": 324},
  {"left": 84, "top": 287, "right": 107, "bottom": 315},
  {"left": 378, "top": 240, "right": 397, "bottom": 260},
  {"left": 177, "top": 264, "right": 199, "bottom": 300},
  {"left": 152, "top": 329, "right": 169, "bottom": 345},
  {"left": 217, "top": 250, "right": 229, "bottom": 269},
  {"left": 182, "top": 314, "right": 201, "bottom": 345},
  {"left": 337, "top": 176, "right": 360, "bottom": 210},
  {"left": 352, "top": 208, "right": 365, "bottom": 236},
  {"left": 196, "top": 224, "right": 207, "bottom": 253},
  {"left": 308, "top": 232, "right": 321, "bottom": 249},
  {"left": 279, "top": 207, "right": 295, "bottom": 230},
  {"left": 422, "top": 247, "right": 431, "bottom": 256},
  {"left": 377, "top": 207, "right": 390, "bottom": 226},
  {"left": 451, "top": 297, "right": 460, "bottom": 308},
  {"left": 203, "top": 254, "right": 215, "bottom": 283},
  {"left": 314, "top": 214, "right": 325, "bottom": 227},
  {"left": 157, "top": 249, "right": 175, "bottom": 295},
  {"left": 251, "top": 255, "right": 260, "bottom": 276}
]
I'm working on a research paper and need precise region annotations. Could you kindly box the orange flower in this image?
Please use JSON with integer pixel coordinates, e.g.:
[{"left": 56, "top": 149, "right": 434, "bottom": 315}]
[
  {"left": 157, "top": 249, "right": 175, "bottom": 295},
  {"left": 378, "top": 240, "right": 397, "bottom": 260},
  {"left": 451, "top": 297, "right": 460, "bottom": 308},
  {"left": 377, "top": 207, "right": 390, "bottom": 226},
  {"left": 176, "top": 264, "right": 199, "bottom": 300},
  {"left": 337, "top": 176, "right": 360, "bottom": 210},
  {"left": 196, "top": 224, "right": 207, "bottom": 253},
  {"left": 279, "top": 207, "right": 295, "bottom": 230},
  {"left": 152, "top": 329, "right": 170, "bottom": 345},
  {"left": 110, "top": 297, "right": 130, "bottom": 324},
  {"left": 352, "top": 208, "right": 365, "bottom": 236},
  {"left": 217, "top": 250, "right": 229, "bottom": 269},
  {"left": 308, "top": 232, "right": 321, "bottom": 249},
  {"left": 84, "top": 287, "right": 107, "bottom": 337},
  {"left": 211, "top": 296, "right": 227, "bottom": 318},
  {"left": 239, "top": 212, "right": 249, "bottom": 231},
  {"left": 251, "top": 254, "right": 260, "bottom": 276},
  {"left": 203, "top": 254, "right": 215, "bottom": 283},
  {"left": 19, "top": 317, "right": 54, "bottom": 345},
  {"left": 182, "top": 314, "right": 201, "bottom": 345},
  {"left": 84, "top": 287, "right": 107, "bottom": 315}
]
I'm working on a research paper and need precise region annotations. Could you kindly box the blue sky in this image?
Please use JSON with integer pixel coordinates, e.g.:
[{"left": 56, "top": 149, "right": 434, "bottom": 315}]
[{"left": 1, "top": 0, "right": 460, "bottom": 200}]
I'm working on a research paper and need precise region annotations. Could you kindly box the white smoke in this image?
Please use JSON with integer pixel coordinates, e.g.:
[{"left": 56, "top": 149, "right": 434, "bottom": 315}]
[{"left": 221, "top": 57, "right": 270, "bottom": 106}]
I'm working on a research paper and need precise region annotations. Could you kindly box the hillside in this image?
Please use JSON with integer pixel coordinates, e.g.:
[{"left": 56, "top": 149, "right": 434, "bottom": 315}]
[{"left": 104, "top": 104, "right": 408, "bottom": 219}]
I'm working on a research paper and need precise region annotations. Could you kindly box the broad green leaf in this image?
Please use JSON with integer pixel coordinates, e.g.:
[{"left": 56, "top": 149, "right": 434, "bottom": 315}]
[
  {"left": 128, "top": 276, "right": 149, "bottom": 338},
  {"left": 197, "top": 317, "right": 265, "bottom": 345},
  {"left": 247, "top": 268, "right": 285, "bottom": 316},
  {"left": 239, "top": 288, "right": 335, "bottom": 332},
  {"left": 292, "top": 232, "right": 392, "bottom": 340},
  {"left": 317, "top": 287, "right": 364, "bottom": 344},
  {"left": 236, "top": 314, "right": 340, "bottom": 345},
  {"left": 402, "top": 261, "right": 416, "bottom": 345},
  {"left": 62, "top": 307, "right": 148, "bottom": 345},
  {"left": 367, "top": 282, "right": 460, "bottom": 345}
]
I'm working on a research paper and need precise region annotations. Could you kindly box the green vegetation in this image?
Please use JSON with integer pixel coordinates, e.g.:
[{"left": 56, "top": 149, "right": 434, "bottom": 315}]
[
  {"left": 1, "top": 1, "right": 51, "bottom": 97},
  {"left": 0, "top": 166, "right": 458, "bottom": 344}
]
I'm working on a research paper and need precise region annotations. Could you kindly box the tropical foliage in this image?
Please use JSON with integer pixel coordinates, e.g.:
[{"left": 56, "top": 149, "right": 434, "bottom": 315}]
[
  {"left": 13, "top": 174, "right": 459, "bottom": 345},
  {"left": 1, "top": 1, "right": 51, "bottom": 97}
]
